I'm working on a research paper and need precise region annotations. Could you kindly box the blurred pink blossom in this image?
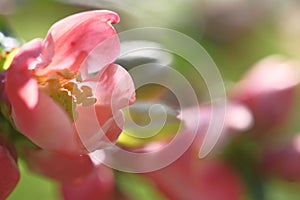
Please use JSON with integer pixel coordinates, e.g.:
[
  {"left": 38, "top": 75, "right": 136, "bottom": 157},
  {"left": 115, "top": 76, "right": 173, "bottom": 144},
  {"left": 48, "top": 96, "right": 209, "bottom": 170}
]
[
  {"left": 137, "top": 103, "right": 250, "bottom": 200},
  {"left": 179, "top": 102, "right": 253, "bottom": 150},
  {"left": 231, "top": 56, "right": 299, "bottom": 131},
  {"left": 144, "top": 153, "right": 244, "bottom": 200}
]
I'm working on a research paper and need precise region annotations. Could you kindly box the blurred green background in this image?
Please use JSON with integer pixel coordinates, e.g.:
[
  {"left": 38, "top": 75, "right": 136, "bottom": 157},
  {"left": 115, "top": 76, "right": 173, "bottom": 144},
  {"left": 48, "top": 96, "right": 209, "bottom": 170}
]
[{"left": 2, "top": 0, "right": 300, "bottom": 199}]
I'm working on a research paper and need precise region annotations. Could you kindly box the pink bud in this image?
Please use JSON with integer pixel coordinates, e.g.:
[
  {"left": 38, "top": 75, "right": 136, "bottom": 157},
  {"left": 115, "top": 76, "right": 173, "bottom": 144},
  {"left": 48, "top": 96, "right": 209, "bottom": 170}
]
[{"left": 231, "top": 56, "right": 299, "bottom": 130}]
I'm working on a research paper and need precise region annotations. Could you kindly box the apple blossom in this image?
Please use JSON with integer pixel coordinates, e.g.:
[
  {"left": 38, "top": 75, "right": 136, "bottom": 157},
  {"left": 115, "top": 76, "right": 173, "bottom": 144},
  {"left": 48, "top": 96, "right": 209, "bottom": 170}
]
[
  {"left": 5, "top": 10, "right": 135, "bottom": 155},
  {"left": 129, "top": 103, "right": 250, "bottom": 200},
  {"left": 231, "top": 56, "right": 299, "bottom": 131}
]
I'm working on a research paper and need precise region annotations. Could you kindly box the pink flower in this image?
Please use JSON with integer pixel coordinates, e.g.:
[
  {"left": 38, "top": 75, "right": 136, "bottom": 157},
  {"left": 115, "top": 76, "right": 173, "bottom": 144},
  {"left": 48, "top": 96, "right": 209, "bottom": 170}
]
[
  {"left": 0, "top": 134, "right": 20, "bottom": 200},
  {"left": 179, "top": 102, "right": 253, "bottom": 150},
  {"left": 231, "top": 56, "right": 299, "bottom": 130},
  {"left": 129, "top": 104, "right": 248, "bottom": 200},
  {"left": 145, "top": 155, "right": 244, "bottom": 200},
  {"left": 5, "top": 10, "right": 135, "bottom": 154}
]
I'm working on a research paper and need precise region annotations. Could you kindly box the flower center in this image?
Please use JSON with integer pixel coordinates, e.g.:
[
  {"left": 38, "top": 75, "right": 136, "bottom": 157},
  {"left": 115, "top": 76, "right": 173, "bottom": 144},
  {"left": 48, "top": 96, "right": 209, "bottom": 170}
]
[{"left": 36, "top": 69, "right": 96, "bottom": 121}]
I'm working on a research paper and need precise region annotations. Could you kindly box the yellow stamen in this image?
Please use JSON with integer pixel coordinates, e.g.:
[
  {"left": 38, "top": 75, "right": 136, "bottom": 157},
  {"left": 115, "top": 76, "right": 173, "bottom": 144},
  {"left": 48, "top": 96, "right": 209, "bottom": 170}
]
[{"left": 36, "top": 69, "right": 97, "bottom": 121}]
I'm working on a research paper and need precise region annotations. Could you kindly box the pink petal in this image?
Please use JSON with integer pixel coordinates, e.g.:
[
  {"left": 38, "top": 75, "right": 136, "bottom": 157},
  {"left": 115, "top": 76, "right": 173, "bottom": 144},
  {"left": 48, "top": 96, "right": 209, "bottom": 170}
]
[
  {"left": 193, "top": 160, "right": 244, "bottom": 200},
  {"left": 93, "top": 64, "right": 136, "bottom": 109},
  {"left": 231, "top": 56, "right": 299, "bottom": 130},
  {"left": 74, "top": 105, "right": 124, "bottom": 152},
  {"left": 10, "top": 90, "right": 79, "bottom": 154},
  {"left": 36, "top": 10, "right": 120, "bottom": 76},
  {"left": 94, "top": 64, "right": 136, "bottom": 141},
  {"left": 0, "top": 144, "right": 20, "bottom": 199},
  {"left": 148, "top": 144, "right": 244, "bottom": 200},
  {"left": 179, "top": 103, "right": 253, "bottom": 149},
  {"left": 235, "top": 56, "right": 299, "bottom": 94},
  {"left": 262, "top": 134, "right": 300, "bottom": 181},
  {"left": 61, "top": 165, "right": 115, "bottom": 200},
  {"left": 145, "top": 157, "right": 244, "bottom": 200},
  {"left": 6, "top": 39, "right": 42, "bottom": 110},
  {"left": 7, "top": 38, "right": 43, "bottom": 71},
  {"left": 18, "top": 78, "right": 38, "bottom": 109},
  {"left": 73, "top": 64, "right": 135, "bottom": 152},
  {"left": 6, "top": 40, "right": 81, "bottom": 154},
  {"left": 23, "top": 148, "right": 94, "bottom": 183}
]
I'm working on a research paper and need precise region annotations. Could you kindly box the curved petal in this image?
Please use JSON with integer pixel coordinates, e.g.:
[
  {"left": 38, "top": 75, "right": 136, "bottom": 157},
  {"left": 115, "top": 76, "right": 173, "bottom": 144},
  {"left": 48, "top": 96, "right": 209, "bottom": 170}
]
[
  {"left": 179, "top": 103, "right": 253, "bottom": 150},
  {"left": 6, "top": 39, "right": 81, "bottom": 154},
  {"left": 74, "top": 104, "right": 124, "bottom": 152},
  {"left": 0, "top": 145, "right": 20, "bottom": 199},
  {"left": 6, "top": 39, "right": 42, "bottom": 109},
  {"left": 6, "top": 39, "right": 42, "bottom": 114},
  {"left": 7, "top": 39, "right": 43, "bottom": 71},
  {"left": 10, "top": 90, "right": 79, "bottom": 154},
  {"left": 145, "top": 158, "right": 244, "bottom": 200},
  {"left": 36, "top": 10, "right": 120, "bottom": 75},
  {"left": 91, "top": 64, "right": 136, "bottom": 109},
  {"left": 61, "top": 165, "right": 115, "bottom": 200},
  {"left": 73, "top": 64, "right": 135, "bottom": 152},
  {"left": 231, "top": 56, "right": 300, "bottom": 130},
  {"left": 24, "top": 148, "right": 94, "bottom": 183}
]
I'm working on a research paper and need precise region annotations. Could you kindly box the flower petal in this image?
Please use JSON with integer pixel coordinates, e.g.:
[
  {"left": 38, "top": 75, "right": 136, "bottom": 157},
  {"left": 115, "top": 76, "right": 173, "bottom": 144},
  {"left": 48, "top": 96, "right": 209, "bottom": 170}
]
[
  {"left": 6, "top": 39, "right": 41, "bottom": 110},
  {"left": 10, "top": 90, "right": 79, "bottom": 154},
  {"left": 74, "top": 104, "right": 124, "bottom": 152},
  {"left": 61, "top": 165, "right": 115, "bottom": 200},
  {"left": 0, "top": 144, "right": 20, "bottom": 199},
  {"left": 262, "top": 134, "right": 300, "bottom": 181},
  {"left": 6, "top": 39, "right": 82, "bottom": 154},
  {"left": 36, "top": 10, "right": 120, "bottom": 75},
  {"left": 145, "top": 158, "right": 244, "bottom": 200},
  {"left": 23, "top": 148, "right": 94, "bottom": 183},
  {"left": 93, "top": 64, "right": 136, "bottom": 109},
  {"left": 231, "top": 56, "right": 300, "bottom": 130},
  {"left": 73, "top": 64, "right": 135, "bottom": 152},
  {"left": 5, "top": 43, "right": 79, "bottom": 151}
]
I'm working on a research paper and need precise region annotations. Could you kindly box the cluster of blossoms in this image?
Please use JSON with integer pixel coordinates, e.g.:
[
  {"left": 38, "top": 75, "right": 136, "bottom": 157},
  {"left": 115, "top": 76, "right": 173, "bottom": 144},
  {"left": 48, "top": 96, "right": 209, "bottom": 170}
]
[
  {"left": 123, "top": 55, "right": 299, "bottom": 200},
  {"left": 1, "top": 9, "right": 300, "bottom": 200},
  {"left": 0, "top": 10, "right": 136, "bottom": 199}
]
